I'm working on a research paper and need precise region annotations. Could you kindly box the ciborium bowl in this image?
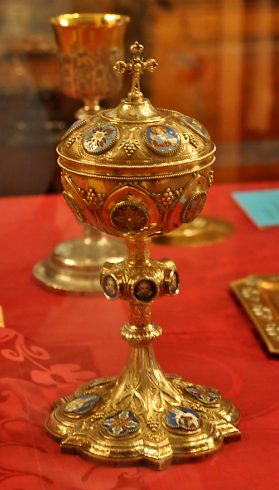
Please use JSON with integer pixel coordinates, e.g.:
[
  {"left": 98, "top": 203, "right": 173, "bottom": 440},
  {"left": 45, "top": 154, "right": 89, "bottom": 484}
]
[{"left": 45, "top": 42, "right": 240, "bottom": 469}]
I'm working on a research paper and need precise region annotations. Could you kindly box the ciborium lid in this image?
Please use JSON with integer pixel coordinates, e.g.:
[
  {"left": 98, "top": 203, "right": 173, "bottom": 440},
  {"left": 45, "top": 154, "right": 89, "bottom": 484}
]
[
  {"left": 58, "top": 41, "right": 214, "bottom": 174},
  {"left": 58, "top": 41, "right": 215, "bottom": 235}
]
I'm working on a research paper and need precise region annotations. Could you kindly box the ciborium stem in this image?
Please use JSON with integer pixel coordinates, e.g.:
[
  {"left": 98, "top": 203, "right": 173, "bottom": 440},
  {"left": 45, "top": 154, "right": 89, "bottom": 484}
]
[
  {"left": 110, "top": 344, "right": 182, "bottom": 420},
  {"left": 109, "top": 236, "right": 182, "bottom": 419},
  {"left": 126, "top": 236, "right": 150, "bottom": 265}
]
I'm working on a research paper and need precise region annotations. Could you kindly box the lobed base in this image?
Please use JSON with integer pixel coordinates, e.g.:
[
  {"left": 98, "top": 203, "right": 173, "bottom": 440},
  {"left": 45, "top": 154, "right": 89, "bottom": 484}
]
[{"left": 46, "top": 346, "right": 240, "bottom": 469}]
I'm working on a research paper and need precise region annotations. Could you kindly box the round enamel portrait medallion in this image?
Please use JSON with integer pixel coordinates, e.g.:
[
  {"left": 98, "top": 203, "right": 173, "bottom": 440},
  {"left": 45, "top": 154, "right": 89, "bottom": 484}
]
[
  {"left": 181, "top": 192, "right": 207, "bottom": 223},
  {"left": 102, "top": 274, "right": 119, "bottom": 299},
  {"left": 133, "top": 279, "right": 157, "bottom": 303},
  {"left": 83, "top": 124, "right": 117, "bottom": 154},
  {"left": 145, "top": 125, "right": 180, "bottom": 155}
]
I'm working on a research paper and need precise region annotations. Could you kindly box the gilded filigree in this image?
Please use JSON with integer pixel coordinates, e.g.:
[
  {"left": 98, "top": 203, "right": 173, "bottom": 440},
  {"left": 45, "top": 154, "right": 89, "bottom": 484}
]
[
  {"left": 183, "top": 132, "right": 189, "bottom": 142},
  {"left": 189, "top": 134, "right": 198, "bottom": 148},
  {"left": 152, "top": 187, "right": 183, "bottom": 208},
  {"left": 77, "top": 186, "right": 106, "bottom": 208},
  {"left": 66, "top": 131, "right": 82, "bottom": 148},
  {"left": 184, "top": 400, "right": 207, "bottom": 414},
  {"left": 119, "top": 139, "right": 140, "bottom": 156},
  {"left": 147, "top": 417, "right": 160, "bottom": 432},
  {"left": 199, "top": 169, "right": 214, "bottom": 187},
  {"left": 86, "top": 188, "right": 106, "bottom": 208},
  {"left": 66, "top": 135, "right": 76, "bottom": 148},
  {"left": 90, "top": 411, "right": 105, "bottom": 421}
]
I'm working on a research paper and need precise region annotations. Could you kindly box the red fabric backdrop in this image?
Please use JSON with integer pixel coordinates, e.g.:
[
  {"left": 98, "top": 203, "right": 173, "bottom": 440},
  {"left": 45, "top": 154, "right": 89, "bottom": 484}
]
[{"left": 0, "top": 181, "right": 279, "bottom": 489}]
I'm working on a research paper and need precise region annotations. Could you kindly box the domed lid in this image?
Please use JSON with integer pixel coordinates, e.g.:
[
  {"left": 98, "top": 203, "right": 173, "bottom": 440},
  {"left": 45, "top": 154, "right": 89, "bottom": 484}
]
[{"left": 57, "top": 42, "right": 215, "bottom": 178}]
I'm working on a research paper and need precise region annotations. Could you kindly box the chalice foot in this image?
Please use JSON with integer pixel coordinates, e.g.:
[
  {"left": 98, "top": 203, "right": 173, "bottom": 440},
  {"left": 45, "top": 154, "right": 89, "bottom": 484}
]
[
  {"left": 46, "top": 239, "right": 240, "bottom": 468},
  {"left": 154, "top": 216, "right": 234, "bottom": 247},
  {"left": 33, "top": 227, "right": 125, "bottom": 293}
]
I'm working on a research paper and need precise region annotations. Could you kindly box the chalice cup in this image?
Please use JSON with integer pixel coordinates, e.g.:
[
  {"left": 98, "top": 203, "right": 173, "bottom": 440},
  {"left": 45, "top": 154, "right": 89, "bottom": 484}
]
[
  {"left": 50, "top": 13, "right": 130, "bottom": 119},
  {"left": 33, "top": 13, "right": 129, "bottom": 293},
  {"left": 46, "top": 42, "right": 240, "bottom": 468}
]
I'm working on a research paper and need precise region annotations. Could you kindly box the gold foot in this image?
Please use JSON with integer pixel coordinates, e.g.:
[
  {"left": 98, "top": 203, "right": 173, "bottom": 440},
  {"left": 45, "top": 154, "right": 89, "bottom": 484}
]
[{"left": 45, "top": 345, "right": 240, "bottom": 469}]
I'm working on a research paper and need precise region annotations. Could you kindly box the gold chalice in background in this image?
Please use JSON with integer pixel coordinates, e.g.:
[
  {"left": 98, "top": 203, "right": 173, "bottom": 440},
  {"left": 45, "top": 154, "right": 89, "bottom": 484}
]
[
  {"left": 46, "top": 42, "right": 240, "bottom": 468},
  {"left": 51, "top": 13, "right": 130, "bottom": 120},
  {"left": 33, "top": 13, "right": 129, "bottom": 293}
]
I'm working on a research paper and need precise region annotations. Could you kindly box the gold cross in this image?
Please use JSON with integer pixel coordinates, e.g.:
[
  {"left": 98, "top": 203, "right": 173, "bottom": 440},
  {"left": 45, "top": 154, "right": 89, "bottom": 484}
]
[{"left": 114, "top": 41, "right": 158, "bottom": 102}]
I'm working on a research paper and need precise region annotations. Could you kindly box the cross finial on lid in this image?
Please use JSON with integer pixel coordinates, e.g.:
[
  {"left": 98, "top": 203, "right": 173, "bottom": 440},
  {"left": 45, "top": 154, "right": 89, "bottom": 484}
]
[{"left": 114, "top": 41, "right": 158, "bottom": 102}]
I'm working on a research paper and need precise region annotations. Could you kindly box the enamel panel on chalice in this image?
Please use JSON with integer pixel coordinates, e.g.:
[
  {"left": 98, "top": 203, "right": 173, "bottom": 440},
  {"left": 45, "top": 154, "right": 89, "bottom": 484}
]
[{"left": 45, "top": 42, "right": 240, "bottom": 469}]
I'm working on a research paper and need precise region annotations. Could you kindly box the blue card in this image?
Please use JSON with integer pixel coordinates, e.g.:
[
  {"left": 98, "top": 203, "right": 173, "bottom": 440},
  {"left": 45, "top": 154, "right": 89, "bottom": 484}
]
[{"left": 232, "top": 189, "right": 279, "bottom": 228}]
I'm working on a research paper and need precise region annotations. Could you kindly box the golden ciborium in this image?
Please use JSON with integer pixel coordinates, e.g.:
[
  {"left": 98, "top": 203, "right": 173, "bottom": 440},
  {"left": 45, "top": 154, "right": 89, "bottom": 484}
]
[
  {"left": 46, "top": 42, "right": 240, "bottom": 468},
  {"left": 33, "top": 13, "right": 129, "bottom": 293}
]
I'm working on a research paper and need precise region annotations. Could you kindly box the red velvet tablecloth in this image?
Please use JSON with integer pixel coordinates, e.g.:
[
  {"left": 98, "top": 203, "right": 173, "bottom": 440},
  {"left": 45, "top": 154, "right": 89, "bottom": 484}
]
[{"left": 0, "top": 181, "right": 279, "bottom": 489}]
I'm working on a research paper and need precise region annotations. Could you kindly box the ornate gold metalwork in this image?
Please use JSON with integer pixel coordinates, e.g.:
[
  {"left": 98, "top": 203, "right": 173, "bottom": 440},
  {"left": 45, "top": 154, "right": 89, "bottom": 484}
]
[
  {"left": 114, "top": 41, "right": 158, "bottom": 102},
  {"left": 46, "top": 42, "right": 240, "bottom": 468},
  {"left": 231, "top": 274, "right": 279, "bottom": 354}
]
